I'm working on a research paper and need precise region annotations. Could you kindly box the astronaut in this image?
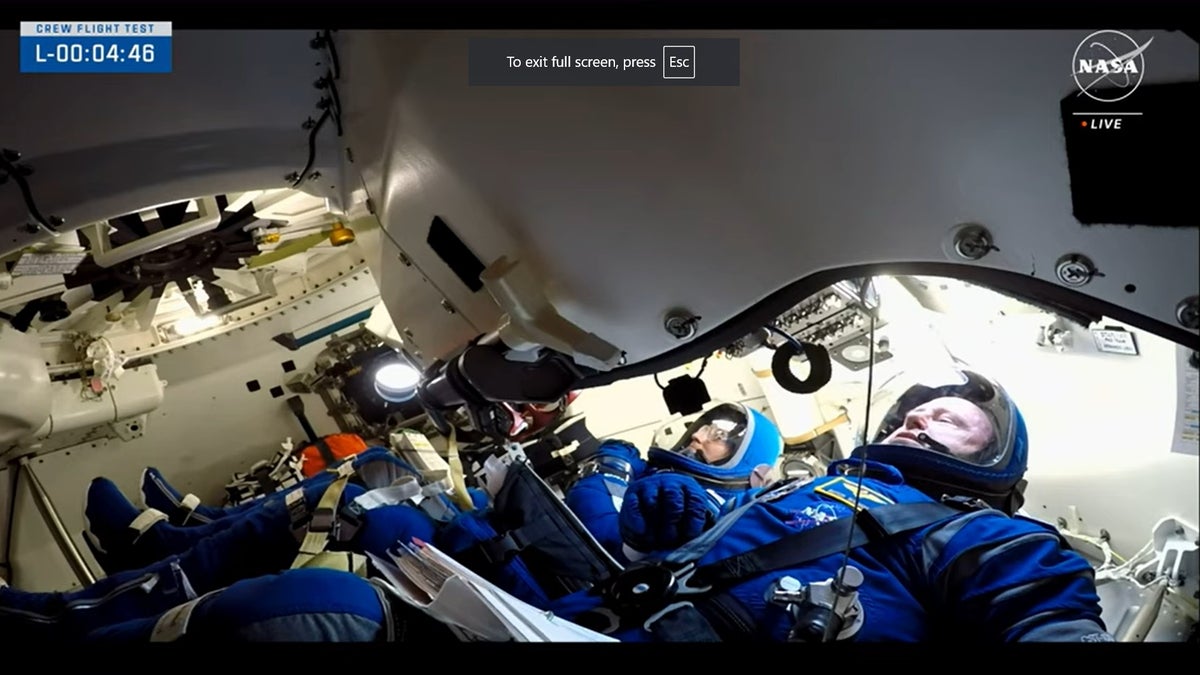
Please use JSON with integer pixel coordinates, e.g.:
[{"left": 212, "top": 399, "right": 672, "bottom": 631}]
[
  {"left": 546, "top": 368, "right": 1114, "bottom": 642},
  {"left": 0, "top": 450, "right": 468, "bottom": 641},
  {"left": 138, "top": 445, "right": 420, "bottom": 526},
  {"left": 0, "top": 369, "right": 1112, "bottom": 642},
  {"left": 565, "top": 401, "right": 784, "bottom": 563}
]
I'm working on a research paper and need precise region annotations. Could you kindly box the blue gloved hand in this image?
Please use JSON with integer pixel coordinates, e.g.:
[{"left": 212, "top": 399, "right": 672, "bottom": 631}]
[
  {"left": 593, "top": 439, "right": 648, "bottom": 476},
  {"left": 619, "top": 472, "right": 718, "bottom": 554}
]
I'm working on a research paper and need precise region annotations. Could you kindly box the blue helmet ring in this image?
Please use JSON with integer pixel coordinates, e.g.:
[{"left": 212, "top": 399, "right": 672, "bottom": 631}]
[
  {"left": 648, "top": 402, "right": 784, "bottom": 488},
  {"left": 855, "top": 368, "right": 1029, "bottom": 513}
]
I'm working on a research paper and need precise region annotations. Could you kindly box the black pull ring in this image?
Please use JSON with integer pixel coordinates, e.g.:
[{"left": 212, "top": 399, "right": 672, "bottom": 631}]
[{"left": 770, "top": 340, "right": 832, "bottom": 395}]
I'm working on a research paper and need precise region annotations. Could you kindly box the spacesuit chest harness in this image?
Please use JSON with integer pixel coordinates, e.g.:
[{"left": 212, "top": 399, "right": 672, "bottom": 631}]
[
  {"left": 284, "top": 459, "right": 451, "bottom": 575},
  {"left": 580, "top": 476, "right": 992, "bottom": 641}
]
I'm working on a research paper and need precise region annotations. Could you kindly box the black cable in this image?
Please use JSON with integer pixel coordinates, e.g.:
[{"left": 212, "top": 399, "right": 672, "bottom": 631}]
[
  {"left": 765, "top": 323, "right": 804, "bottom": 352},
  {"left": 320, "top": 29, "right": 340, "bottom": 79},
  {"left": 823, "top": 278, "right": 878, "bottom": 643},
  {"left": 0, "top": 150, "right": 60, "bottom": 234},
  {"left": 318, "top": 30, "right": 345, "bottom": 137},
  {"left": 291, "top": 107, "right": 332, "bottom": 188},
  {"left": 653, "top": 355, "right": 710, "bottom": 389},
  {"left": 326, "top": 79, "right": 344, "bottom": 137}
]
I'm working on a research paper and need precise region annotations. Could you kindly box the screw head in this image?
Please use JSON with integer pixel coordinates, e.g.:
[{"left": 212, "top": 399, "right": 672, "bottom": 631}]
[
  {"left": 1055, "top": 254, "right": 1098, "bottom": 287},
  {"left": 664, "top": 310, "right": 700, "bottom": 340},
  {"left": 1176, "top": 296, "right": 1199, "bottom": 330},
  {"left": 952, "top": 224, "right": 995, "bottom": 260}
]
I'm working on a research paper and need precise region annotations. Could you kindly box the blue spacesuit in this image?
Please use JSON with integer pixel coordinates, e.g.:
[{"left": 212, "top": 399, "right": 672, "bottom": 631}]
[
  {"left": 138, "top": 446, "right": 419, "bottom": 526},
  {"left": 565, "top": 402, "right": 784, "bottom": 563},
  {"left": 0, "top": 450, "right": 467, "bottom": 642},
  {"left": 549, "top": 369, "right": 1114, "bottom": 642},
  {"left": 0, "top": 369, "right": 1113, "bottom": 642}
]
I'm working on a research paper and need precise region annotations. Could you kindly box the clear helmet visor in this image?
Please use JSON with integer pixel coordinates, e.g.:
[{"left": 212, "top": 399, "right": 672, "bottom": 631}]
[
  {"left": 870, "top": 367, "right": 1015, "bottom": 467},
  {"left": 660, "top": 403, "right": 750, "bottom": 467}
]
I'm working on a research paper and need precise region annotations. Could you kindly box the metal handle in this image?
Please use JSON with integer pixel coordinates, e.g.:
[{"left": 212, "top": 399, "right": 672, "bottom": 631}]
[{"left": 17, "top": 456, "right": 97, "bottom": 586}]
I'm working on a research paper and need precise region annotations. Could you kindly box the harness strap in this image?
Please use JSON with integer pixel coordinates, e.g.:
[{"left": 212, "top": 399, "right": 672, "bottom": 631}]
[
  {"left": 603, "top": 497, "right": 991, "bottom": 640},
  {"left": 444, "top": 427, "right": 476, "bottom": 511},
  {"left": 289, "top": 467, "right": 354, "bottom": 570},
  {"left": 693, "top": 500, "right": 969, "bottom": 588},
  {"left": 179, "top": 494, "right": 201, "bottom": 513},
  {"left": 311, "top": 438, "right": 337, "bottom": 467},
  {"left": 645, "top": 603, "right": 724, "bottom": 642},
  {"left": 149, "top": 588, "right": 224, "bottom": 642},
  {"left": 476, "top": 515, "right": 562, "bottom": 565},
  {"left": 128, "top": 508, "right": 169, "bottom": 545}
]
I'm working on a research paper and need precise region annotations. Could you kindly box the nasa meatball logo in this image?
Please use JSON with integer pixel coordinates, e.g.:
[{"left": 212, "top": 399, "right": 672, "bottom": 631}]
[{"left": 1072, "top": 29, "right": 1153, "bottom": 103}]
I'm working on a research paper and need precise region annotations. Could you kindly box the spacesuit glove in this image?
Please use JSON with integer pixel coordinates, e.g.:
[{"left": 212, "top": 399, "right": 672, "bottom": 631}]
[
  {"left": 591, "top": 439, "right": 648, "bottom": 475},
  {"left": 619, "top": 472, "right": 718, "bottom": 554}
]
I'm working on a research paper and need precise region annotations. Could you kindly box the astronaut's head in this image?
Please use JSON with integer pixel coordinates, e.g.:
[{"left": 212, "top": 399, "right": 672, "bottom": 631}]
[
  {"left": 648, "top": 402, "right": 784, "bottom": 489},
  {"left": 856, "top": 368, "right": 1028, "bottom": 513},
  {"left": 878, "top": 395, "right": 998, "bottom": 464}
]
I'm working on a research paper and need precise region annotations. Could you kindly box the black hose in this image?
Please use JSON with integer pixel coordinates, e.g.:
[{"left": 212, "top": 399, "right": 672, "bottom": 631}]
[
  {"left": 0, "top": 150, "right": 59, "bottom": 233},
  {"left": 291, "top": 107, "right": 332, "bottom": 188}
]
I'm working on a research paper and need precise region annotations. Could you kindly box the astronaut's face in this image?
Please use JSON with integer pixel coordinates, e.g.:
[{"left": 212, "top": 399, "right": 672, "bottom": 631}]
[
  {"left": 688, "top": 424, "right": 735, "bottom": 464},
  {"left": 882, "top": 396, "right": 994, "bottom": 461}
]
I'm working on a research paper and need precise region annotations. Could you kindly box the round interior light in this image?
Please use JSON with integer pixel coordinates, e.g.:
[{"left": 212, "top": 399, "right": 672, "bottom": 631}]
[
  {"left": 374, "top": 362, "right": 420, "bottom": 402},
  {"left": 841, "top": 345, "right": 870, "bottom": 363}
]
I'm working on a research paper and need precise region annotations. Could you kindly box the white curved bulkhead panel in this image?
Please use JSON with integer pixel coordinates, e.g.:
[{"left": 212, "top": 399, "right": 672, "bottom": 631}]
[
  {"left": 0, "top": 30, "right": 348, "bottom": 258},
  {"left": 335, "top": 30, "right": 1198, "bottom": 367}
]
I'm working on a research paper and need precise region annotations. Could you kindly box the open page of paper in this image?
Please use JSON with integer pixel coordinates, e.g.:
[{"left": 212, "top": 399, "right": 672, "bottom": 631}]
[
  {"left": 1173, "top": 345, "right": 1198, "bottom": 456},
  {"left": 411, "top": 540, "right": 618, "bottom": 642},
  {"left": 367, "top": 551, "right": 512, "bottom": 641}
]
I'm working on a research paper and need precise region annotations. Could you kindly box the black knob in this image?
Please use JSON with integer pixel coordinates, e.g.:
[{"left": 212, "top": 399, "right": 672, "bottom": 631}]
[{"left": 788, "top": 605, "right": 843, "bottom": 643}]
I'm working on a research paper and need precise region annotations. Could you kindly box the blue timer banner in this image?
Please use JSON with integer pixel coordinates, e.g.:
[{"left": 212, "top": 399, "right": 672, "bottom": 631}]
[{"left": 20, "top": 21, "right": 172, "bottom": 73}]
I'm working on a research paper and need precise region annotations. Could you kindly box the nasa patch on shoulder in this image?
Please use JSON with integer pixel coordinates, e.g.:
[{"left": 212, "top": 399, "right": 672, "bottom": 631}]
[
  {"left": 814, "top": 476, "right": 896, "bottom": 510},
  {"left": 1080, "top": 632, "right": 1116, "bottom": 642}
]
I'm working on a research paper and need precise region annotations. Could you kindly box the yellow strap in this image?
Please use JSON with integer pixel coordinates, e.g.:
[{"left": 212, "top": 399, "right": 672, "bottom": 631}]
[
  {"left": 290, "top": 474, "right": 352, "bottom": 569},
  {"left": 298, "top": 551, "right": 369, "bottom": 576},
  {"left": 782, "top": 413, "right": 851, "bottom": 446},
  {"left": 444, "top": 426, "right": 475, "bottom": 511}
]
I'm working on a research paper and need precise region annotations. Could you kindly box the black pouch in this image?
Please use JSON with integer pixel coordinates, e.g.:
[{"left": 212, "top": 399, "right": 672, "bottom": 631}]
[{"left": 482, "top": 460, "right": 624, "bottom": 599}]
